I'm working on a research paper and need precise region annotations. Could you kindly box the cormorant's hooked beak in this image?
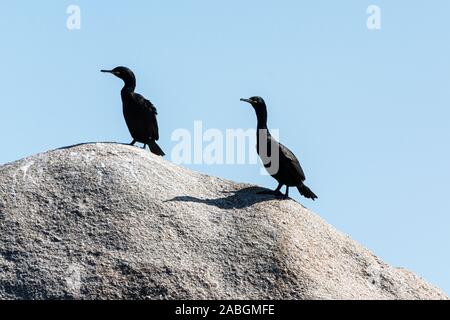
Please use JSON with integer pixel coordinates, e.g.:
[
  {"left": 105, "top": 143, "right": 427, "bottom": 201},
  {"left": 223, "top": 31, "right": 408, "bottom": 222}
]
[
  {"left": 240, "top": 98, "right": 253, "bottom": 105},
  {"left": 101, "top": 69, "right": 114, "bottom": 74}
]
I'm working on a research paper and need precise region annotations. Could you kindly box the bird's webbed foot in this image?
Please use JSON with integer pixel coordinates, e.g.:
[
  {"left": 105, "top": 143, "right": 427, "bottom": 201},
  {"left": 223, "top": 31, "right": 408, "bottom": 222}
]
[{"left": 129, "top": 139, "right": 137, "bottom": 146}]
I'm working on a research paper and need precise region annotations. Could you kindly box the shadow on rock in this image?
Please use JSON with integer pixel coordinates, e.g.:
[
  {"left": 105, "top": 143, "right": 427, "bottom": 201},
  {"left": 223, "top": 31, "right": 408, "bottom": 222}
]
[{"left": 166, "top": 186, "right": 280, "bottom": 209}]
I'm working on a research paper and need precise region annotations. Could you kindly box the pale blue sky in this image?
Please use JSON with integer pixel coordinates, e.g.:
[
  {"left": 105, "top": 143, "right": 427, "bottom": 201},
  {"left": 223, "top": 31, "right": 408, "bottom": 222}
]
[{"left": 0, "top": 1, "right": 449, "bottom": 294}]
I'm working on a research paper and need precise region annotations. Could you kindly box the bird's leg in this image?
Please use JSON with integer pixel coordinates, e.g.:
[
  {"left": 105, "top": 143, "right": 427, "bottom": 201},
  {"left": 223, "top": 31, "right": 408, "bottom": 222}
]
[
  {"left": 283, "top": 186, "right": 290, "bottom": 199},
  {"left": 142, "top": 144, "right": 147, "bottom": 150},
  {"left": 129, "top": 139, "right": 137, "bottom": 146},
  {"left": 257, "top": 183, "right": 283, "bottom": 196},
  {"left": 274, "top": 183, "right": 283, "bottom": 194}
]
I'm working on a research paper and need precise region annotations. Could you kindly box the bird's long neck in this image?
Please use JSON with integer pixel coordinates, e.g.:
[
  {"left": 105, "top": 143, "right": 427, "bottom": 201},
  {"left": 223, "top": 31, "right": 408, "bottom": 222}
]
[
  {"left": 121, "top": 82, "right": 136, "bottom": 93},
  {"left": 256, "top": 106, "right": 268, "bottom": 130},
  {"left": 121, "top": 75, "right": 136, "bottom": 93}
]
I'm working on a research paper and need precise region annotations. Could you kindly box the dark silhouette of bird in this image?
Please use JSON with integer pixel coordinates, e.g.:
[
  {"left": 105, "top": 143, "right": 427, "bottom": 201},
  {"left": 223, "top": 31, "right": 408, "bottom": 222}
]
[
  {"left": 101, "top": 66, "right": 165, "bottom": 156},
  {"left": 240, "top": 96, "right": 317, "bottom": 200}
]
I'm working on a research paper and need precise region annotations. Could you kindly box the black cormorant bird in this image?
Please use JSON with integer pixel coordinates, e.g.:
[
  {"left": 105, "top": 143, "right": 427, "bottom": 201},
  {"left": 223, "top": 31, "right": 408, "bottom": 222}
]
[
  {"left": 101, "top": 66, "right": 165, "bottom": 156},
  {"left": 240, "top": 96, "right": 317, "bottom": 200}
]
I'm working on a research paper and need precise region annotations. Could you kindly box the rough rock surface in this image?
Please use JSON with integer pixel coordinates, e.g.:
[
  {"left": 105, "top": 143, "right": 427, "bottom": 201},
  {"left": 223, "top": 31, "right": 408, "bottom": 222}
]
[{"left": 0, "top": 143, "right": 447, "bottom": 300}]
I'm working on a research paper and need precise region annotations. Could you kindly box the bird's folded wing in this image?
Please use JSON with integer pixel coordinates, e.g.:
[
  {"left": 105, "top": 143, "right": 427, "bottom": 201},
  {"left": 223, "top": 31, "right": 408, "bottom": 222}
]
[
  {"left": 279, "top": 143, "right": 306, "bottom": 182},
  {"left": 130, "top": 93, "right": 160, "bottom": 141},
  {"left": 143, "top": 98, "right": 159, "bottom": 141}
]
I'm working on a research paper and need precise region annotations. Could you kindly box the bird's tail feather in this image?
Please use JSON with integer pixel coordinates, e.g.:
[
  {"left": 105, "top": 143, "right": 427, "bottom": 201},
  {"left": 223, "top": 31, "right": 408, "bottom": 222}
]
[
  {"left": 297, "top": 183, "right": 318, "bottom": 200},
  {"left": 148, "top": 140, "right": 165, "bottom": 156}
]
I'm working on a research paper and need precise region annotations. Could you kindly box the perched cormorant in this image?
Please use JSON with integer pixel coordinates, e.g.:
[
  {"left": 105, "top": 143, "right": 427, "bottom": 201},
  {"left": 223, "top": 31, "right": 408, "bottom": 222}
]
[
  {"left": 101, "top": 66, "right": 165, "bottom": 156},
  {"left": 240, "top": 96, "right": 317, "bottom": 200}
]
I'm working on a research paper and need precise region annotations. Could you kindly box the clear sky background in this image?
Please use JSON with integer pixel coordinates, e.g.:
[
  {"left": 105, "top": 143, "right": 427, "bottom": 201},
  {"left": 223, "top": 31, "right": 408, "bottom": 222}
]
[{"left": 0, "top": 1, "right": 449, "bottom": 294}]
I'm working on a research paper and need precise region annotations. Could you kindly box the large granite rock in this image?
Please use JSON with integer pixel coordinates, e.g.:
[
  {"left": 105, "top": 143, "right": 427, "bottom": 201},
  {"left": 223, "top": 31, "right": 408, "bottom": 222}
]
[{"left": 0, "top": 143, "right": 446, "bottom": 299}]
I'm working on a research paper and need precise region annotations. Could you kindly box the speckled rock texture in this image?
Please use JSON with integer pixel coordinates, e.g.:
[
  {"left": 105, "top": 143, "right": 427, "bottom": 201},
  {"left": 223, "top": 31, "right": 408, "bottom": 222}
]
[{"left": 0, "top": 143, "right": 447, "bottom": 300}]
